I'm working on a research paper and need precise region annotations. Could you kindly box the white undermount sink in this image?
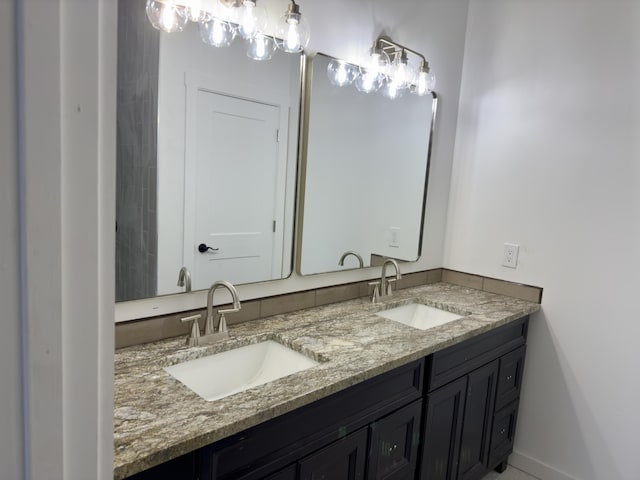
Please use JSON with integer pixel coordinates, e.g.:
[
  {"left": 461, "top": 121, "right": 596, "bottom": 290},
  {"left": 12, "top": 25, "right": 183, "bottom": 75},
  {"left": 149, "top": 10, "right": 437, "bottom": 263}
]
[
  {"left": 377, "top": 303, "right": 465, "bottom": 330},
  {"left": 164, "top": 340, "right": 319, "bottom": 402}
]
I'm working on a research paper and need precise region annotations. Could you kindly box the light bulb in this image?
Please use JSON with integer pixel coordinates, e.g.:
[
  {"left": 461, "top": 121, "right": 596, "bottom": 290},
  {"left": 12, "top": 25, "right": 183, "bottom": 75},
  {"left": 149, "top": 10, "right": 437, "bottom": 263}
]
[
  {"left": 199, "top": 17, "right": 236, "bottom": 47},
  {"left": 382, "top": 76, "right": 405, "bottom": 100},
  {"left": 327, "top": 59, "right": 356, "bottom": 87},
  {"left": 354, "top": 70, "right": 381, "bottom": 93},
  {"left": 238, "top": 0, "right": 267, "bottom": 39},
  {"left": 146, "top": 0, "right": 188, "bottom": 33},
  {"left": 390, "top": 50, "right": 416, "bottom": 89},
  {"left": 275, "top": 1, "right": 310, "bottom": 53},
  {"left": 184, "top": 0, "right": 211, "bottom": 22},
  {"left": 247, "top": 33, "right": 276, "bottom": 60},
  {"left": 413, "top": 62, "right": 436, "bottom": 96},
  {"left": 354, "top": 48, "right": 389, "bottom": 94}
]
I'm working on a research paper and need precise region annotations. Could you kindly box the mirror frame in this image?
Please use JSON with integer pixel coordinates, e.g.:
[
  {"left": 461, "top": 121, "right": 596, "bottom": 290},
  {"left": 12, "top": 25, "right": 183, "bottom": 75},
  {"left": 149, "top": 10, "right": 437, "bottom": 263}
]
[{"left": 295, "top": 52, "right": 439, "bottom": 276}]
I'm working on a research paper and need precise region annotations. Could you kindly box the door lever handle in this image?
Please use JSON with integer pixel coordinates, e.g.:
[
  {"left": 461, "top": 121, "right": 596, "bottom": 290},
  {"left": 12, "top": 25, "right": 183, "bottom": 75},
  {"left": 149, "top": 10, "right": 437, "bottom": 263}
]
[{"left": 198, "top": 243, "right": 219, "bottom": 253}]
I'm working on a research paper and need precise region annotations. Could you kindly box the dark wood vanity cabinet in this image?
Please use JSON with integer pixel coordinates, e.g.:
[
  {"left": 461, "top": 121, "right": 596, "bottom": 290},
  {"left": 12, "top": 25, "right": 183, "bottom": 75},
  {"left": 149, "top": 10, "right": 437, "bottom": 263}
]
[
  {"left": 419, "top": 316, "right": 529, "bottom": 480},
  {"left": 199, "top": 359, "right": 424, "bottom": 480},
  {"left": 124, "top": 316, "right": 529, "bottom": 480},
  {"left": 213, "top": 399, "right": 423, "bottom": 480}
]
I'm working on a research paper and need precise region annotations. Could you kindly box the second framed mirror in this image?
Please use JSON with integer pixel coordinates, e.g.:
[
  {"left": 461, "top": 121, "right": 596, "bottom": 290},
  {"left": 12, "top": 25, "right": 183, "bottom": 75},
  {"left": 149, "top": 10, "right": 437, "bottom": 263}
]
[{"left": 297, "top": 53, "right": 437, "bottom": 276}]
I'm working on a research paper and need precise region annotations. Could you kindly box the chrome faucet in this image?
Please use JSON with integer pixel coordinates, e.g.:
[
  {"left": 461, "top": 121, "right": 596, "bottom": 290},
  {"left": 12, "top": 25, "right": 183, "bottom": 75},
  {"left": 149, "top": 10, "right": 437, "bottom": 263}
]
[
  {"left": 369, "top": 258, "right": 402, "bottom": 303},
  {"left": 338, "top": 250, "right": 364, "bottom": 268},
  {"left": 205, "top": 280, "right": 241, "bottom": 336},
  {"left": 181, "top": 280, "right": 242, "bottom": 346},
  {"left": 177, "top": 266, "right": 191, "bottom": 293}
]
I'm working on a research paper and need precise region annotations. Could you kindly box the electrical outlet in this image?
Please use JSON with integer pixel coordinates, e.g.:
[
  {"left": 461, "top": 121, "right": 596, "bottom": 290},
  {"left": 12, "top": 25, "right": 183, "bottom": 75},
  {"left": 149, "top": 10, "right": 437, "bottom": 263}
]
[{"left": 503, "top": 243, "right": 519, "bottom": 268}]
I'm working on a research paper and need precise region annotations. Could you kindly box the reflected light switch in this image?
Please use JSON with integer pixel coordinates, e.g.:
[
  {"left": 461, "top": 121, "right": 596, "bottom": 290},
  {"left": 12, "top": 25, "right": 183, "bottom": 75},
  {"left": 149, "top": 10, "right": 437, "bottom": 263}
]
[{"left": 389, "top": 227, "right": 400, "bottom": 248}]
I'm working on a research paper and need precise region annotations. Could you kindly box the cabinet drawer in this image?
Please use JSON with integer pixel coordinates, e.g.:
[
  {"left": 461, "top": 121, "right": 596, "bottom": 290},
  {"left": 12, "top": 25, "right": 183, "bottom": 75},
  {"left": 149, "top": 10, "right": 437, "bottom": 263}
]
[
  {"left": 204, "top": 359, "right": 424, "bottom": 479},
  {"left": 488, "top": 400, "right": 520, "bottom": 468},
  {"left": 368, "top": 400, "right": 422, "bottom": 480},
  {"left": 427, "top": 317, "right": 528, "bottom": 391},
  {"left": 495, "top": 346, "right": 526, "bottom": 410}
]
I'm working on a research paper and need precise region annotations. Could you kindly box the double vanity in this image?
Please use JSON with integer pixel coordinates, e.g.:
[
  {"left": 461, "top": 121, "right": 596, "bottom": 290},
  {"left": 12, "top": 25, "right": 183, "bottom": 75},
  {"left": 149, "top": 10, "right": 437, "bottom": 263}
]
[
  {"left": 114, "top": 4, "right": 540, "bottom": 479},
  {"left": 114, "top": 282, "right": 539, "bottom": 480}
]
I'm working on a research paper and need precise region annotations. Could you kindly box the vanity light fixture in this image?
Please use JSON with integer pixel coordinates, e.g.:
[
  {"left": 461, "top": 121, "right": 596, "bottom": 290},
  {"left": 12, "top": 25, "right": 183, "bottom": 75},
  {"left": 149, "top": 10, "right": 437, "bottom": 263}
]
[
  {"left": 275, "top": 0, "right": 310, "bottom": 53},
  {"left": 377, "top": 37, "right": 436, "bottom": 97},
  {"left": 329, "top": 36, "right": 436, "bottom": 99},
  {"left": 145, "top": 0, "right": 310, "bottom": 62}
]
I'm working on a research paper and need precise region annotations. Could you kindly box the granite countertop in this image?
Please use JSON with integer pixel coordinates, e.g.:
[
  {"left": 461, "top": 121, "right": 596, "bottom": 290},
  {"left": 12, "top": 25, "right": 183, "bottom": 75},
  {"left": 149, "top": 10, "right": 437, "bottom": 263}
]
[{"left": 113, "top": 282, "right": 540, "bottom": 479}]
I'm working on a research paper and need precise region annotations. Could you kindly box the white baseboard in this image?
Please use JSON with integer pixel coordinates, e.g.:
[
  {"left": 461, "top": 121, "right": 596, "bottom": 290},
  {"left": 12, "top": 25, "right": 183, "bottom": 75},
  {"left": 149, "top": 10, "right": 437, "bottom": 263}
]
[{"left": 509, "top": 451, "right": 581, "bottom": 480}]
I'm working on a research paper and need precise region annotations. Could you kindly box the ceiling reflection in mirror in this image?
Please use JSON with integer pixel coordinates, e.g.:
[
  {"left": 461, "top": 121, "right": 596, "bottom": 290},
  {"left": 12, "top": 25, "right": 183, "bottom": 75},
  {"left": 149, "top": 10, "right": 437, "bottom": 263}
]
[
  {"left": 298, "top": 53, "right": 437, "bottom": 276},
  {"left": 116, "top": 0, "right": 303, "bottom": 302}
]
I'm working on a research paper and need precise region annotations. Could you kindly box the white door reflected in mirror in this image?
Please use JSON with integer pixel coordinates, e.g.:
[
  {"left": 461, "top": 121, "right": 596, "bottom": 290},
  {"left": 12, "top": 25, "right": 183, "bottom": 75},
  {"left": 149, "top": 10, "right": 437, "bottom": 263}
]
[{"left": 184, "top": 87, "right": 283, "bottom": 291}]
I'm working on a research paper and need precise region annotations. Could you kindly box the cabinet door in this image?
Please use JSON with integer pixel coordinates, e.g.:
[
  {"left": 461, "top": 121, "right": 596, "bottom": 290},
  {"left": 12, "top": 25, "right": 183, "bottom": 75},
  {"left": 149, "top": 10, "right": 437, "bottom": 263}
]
[
  {"left": 299, "top": 428, "right": 368, "bottom": 480},
  {"left": 368, "top": 400, "right": 422, "bottom": 480},
  {"left": 419, "top": 376, "right": 467, "bottom": 480},
  {"left": 457, "top": 360, "right": 499, "bottom": 480}
]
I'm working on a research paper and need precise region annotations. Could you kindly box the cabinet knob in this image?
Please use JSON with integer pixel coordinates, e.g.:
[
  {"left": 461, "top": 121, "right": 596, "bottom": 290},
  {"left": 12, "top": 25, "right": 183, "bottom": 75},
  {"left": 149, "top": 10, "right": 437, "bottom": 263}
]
[
  {"left": 500, "top": 428, "right": 506, "bottom": 435},
  {"left": 506, "top": 375, "right": 513, "bottom": 381}
]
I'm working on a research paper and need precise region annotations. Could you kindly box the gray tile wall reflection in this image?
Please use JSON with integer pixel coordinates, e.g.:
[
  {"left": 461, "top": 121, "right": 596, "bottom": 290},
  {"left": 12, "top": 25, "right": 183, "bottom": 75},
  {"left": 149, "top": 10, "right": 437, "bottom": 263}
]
[{"left": 116, "top": 0, "right": 159, "bottom": 302}]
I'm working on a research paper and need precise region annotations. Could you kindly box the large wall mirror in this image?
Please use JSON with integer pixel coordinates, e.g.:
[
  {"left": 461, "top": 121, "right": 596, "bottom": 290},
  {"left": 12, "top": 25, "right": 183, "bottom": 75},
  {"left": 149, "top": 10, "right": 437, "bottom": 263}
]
[
  {"left": 298, "top": 53, "right": 437, "bottom": 276},
  {"left": 116, "top": 1, "right": 303, "bottom": 302}
]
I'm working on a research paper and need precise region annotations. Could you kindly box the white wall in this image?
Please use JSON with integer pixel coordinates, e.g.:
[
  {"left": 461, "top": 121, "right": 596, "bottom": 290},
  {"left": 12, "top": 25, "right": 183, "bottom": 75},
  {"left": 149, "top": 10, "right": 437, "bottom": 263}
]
[
  {"left": 9, "top": 0, "right": 117, "bottom": 478},
  {"left": 117, "top": 0, "right": 470, "bottom": 321},
  {"left": 0, "top": 0, "right": 24, "bottom": 477},
  {"left": 446, "top": 1, "right": 640, "bottom": 479}
]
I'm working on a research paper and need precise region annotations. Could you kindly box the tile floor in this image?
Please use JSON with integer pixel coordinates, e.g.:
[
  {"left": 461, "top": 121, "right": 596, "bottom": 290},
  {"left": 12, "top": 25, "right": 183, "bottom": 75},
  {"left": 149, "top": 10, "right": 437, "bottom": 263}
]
[{"left": 482, "top": 465, "right": 541, "bottom": 480}]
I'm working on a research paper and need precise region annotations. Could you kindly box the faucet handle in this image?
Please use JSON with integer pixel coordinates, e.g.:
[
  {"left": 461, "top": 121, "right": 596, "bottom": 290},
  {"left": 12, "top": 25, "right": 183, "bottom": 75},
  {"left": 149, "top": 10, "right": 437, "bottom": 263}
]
[
  {"left": 386, "top": 278, "right": 397, "bottom": 295},
  {"left": 218, "top": 306, "right": 241, "bottom": 314},
  {"left": 180, "top": 314, "right": 202, "bottom": 346},
  {"left": 217, "top": 313, "right": 228, "bottom": 333},
  {"left": 217, "top": 303, "right": 241, "bottom": 331},
  {"left": 368, "top": 281, "right": 381, "bottom": 304}
]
